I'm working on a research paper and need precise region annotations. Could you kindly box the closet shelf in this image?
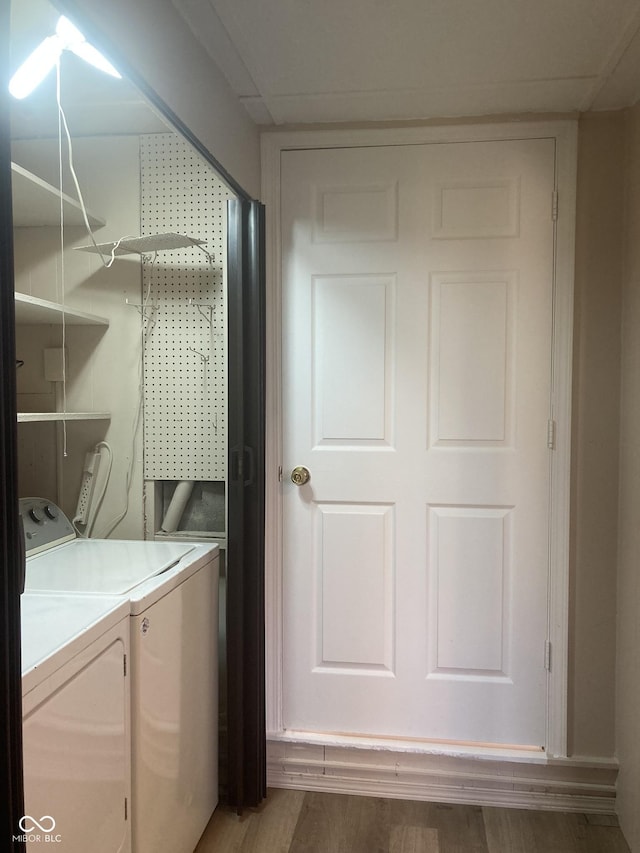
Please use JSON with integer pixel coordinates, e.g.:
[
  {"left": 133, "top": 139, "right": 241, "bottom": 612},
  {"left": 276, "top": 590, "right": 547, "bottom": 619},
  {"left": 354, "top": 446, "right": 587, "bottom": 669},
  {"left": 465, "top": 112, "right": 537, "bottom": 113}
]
[
  {"left": 11, "top": 162, "right": 106, "bottom": 228},
  {"left": 15, "top": 293, "right": 110, "bottom": 326},
  {"left": 18, "top": 412, "right": 111, "bottom": 423}
]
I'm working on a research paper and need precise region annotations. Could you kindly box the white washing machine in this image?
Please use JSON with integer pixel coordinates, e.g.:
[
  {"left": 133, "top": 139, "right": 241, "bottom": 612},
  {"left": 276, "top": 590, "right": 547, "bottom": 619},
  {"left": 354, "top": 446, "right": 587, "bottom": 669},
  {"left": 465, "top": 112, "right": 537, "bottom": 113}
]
[{"left": 21, "top": 498, "right": 220, "bottom": 853}]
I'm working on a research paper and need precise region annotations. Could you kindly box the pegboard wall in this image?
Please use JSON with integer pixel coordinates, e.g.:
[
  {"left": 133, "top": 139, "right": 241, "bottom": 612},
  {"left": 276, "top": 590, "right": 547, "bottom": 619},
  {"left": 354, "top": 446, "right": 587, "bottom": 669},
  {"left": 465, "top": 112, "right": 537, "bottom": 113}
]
[{"left": 140, "top": 133, "right": 232, "bottom": 481}]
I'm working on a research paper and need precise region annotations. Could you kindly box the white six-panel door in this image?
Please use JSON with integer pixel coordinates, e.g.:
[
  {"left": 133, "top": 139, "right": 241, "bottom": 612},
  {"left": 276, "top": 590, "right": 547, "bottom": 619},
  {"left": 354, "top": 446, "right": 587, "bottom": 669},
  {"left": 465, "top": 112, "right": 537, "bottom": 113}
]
[{"left": 281, "top": 139, "right": 555, "bottom": 747}]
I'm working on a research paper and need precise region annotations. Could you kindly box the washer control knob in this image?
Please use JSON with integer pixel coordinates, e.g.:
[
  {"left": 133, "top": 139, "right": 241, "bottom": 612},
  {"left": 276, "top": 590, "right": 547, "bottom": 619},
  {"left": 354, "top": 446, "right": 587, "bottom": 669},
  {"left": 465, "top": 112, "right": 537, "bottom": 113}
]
[
  {"left": 29, "top": 507, "right": 44, "bottom": 523},
  {"left": 44, "top": 504, "right": 58, "bottom": 520}
]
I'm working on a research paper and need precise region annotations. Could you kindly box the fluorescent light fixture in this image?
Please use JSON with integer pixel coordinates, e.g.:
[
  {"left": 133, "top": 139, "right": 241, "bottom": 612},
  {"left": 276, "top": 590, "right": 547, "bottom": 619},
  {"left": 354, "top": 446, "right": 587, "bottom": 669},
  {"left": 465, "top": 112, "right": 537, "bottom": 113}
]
[
  {"left": 9, "top": 15, "right": 121, "bottom": 99},
  {"left": 54, "top": 16, "right": 120, "bottom": 77},
  {"left": 9, "top": 35, "right": 62, "bottom": 100},
  {"left": 55, "top": 15, "right": 85, "bottom": 43}
]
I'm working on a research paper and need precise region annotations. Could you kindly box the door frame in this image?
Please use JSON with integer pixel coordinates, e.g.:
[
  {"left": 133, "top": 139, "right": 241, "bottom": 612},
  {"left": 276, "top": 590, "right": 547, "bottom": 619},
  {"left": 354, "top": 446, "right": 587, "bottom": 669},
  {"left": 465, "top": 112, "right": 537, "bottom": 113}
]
[{"left": 262, "top": 120, "right": 578, "bottom": 760}]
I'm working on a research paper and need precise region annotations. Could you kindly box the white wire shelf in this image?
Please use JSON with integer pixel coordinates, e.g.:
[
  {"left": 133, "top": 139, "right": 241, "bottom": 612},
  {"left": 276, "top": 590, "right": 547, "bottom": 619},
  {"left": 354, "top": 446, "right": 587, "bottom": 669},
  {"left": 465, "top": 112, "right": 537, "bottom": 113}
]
[
  {"left": 17, "top": 412, "right": 111, "bottom": 423},
  {"left": 11, "top": 162, "right": 106, "bottom": 228},
  {"left": 75, "top": 232, "right": 207, "bottom": 257},
  {"left": 15, "top": 293, "right": 110, "bottom": 326}
]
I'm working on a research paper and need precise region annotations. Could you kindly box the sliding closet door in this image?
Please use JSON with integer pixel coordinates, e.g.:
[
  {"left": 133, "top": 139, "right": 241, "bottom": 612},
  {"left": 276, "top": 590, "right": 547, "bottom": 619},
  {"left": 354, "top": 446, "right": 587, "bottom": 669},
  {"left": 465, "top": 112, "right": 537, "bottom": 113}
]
[
  {"left": 226, "top": 198, "right": 266, "bottom": 811},
  {"left": 0, "top": 0, "right": 26, "bottom": 846}
]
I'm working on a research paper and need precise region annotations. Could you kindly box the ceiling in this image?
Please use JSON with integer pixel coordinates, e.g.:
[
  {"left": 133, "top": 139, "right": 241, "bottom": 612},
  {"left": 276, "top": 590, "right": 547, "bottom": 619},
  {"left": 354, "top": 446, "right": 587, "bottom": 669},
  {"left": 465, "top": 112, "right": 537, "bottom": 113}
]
[
  {"left": 172, "top": 0, "right": 640, "bottom": 125},
  {"left": 11, "top": 0, "right": 640, "bottom": 136}
]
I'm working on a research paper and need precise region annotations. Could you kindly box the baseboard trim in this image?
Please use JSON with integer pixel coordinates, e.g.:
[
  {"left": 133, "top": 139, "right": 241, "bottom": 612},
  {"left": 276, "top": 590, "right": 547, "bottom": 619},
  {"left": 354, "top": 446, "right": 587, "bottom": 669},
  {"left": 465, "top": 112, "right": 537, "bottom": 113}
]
[{"left": 267, "top": 738, "right": 617, "bottom": 814}]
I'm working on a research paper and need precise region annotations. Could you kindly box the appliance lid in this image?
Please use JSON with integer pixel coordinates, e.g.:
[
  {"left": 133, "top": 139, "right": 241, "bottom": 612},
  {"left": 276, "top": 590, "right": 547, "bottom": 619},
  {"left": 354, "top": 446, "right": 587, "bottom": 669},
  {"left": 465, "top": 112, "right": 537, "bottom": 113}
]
[
  {"left": 21, "top": 592, "right": 129, "bottom": 676},
  {"left": 25, "top": 538, "right": 195, "bottom": 594}
]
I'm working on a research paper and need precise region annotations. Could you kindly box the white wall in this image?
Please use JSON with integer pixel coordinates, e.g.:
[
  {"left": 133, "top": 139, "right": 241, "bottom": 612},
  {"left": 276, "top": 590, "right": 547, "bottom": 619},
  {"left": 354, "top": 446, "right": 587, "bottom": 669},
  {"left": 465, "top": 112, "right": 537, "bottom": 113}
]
[
  {"left": 616, "top": 102, "right": 640, "bottom": 852},
  {"left": 58, "top": 0, "right": 261, "bottom": 199},
  {"left": 570, "top": 113, "right": 624, "bottom": 759}
]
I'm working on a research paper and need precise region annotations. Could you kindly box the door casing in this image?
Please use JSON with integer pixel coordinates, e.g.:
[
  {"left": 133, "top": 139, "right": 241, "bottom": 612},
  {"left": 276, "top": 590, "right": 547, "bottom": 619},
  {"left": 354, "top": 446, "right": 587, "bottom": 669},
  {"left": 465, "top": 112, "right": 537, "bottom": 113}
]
[{"left": 262, "top": 120, "right": 578, "bottom": 760}]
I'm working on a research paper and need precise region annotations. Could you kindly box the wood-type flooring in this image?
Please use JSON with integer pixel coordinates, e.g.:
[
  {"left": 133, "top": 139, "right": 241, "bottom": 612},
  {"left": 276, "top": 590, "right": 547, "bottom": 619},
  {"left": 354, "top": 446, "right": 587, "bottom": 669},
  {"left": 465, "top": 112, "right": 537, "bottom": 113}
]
[{"left": 194, "top": 788, "right": 631, "bottom": 853}]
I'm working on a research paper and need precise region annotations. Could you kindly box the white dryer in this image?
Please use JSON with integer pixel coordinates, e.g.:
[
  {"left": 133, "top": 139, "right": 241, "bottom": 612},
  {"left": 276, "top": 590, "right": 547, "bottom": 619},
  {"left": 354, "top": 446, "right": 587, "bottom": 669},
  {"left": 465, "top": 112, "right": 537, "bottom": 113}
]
[
  {"left": 21, "top": 592, "right": 131, "bottom": 853},
  {"left": 21, "top": 498, "right": 219, "bottom": 853}
]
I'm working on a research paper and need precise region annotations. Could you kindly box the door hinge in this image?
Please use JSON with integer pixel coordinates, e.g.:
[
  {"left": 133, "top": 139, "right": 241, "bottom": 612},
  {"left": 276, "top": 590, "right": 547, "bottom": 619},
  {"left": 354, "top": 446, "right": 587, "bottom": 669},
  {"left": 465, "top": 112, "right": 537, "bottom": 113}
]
[
  {"left": 123, "top": 653, "right": 127, "bottom": 677},
  {"left": 545, "top": 640, "right": 552, "bottom": 671},
  {"left": 552, "top": 190, "right": 559, "bottom": 222},
  {"left": 278, "top": 465, "right": 283, "bottom": 482},
  {"left": 547, "top": 419, "right": 556, "bottom": 450},
  {"left": 125, "top": 797, "right": 128, "bottom": 821}
]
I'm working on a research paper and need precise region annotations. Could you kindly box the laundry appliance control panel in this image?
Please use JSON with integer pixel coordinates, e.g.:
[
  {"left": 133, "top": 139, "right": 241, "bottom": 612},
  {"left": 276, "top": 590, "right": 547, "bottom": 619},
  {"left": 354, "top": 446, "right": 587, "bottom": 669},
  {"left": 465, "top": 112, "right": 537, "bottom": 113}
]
[{"left": 20, "top": 498, "right": 75, "bottom": 556}]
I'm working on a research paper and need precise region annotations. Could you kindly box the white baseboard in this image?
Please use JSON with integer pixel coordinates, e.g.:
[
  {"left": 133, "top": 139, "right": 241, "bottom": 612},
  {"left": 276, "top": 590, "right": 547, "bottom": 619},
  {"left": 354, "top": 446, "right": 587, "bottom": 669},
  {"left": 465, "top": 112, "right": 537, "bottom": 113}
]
[{"left": 267, "top": 737, "right": 617, "bottom": 814}]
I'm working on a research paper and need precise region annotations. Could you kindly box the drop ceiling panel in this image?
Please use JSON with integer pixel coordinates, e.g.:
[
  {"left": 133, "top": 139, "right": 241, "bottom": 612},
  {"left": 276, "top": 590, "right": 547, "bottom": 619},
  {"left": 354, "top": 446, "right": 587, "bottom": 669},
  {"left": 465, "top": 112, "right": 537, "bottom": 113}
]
[
  {"left": 211, "top": 0, "right": 637, "bottom": 93},
  {"left": 171, "top": 0, "right": 260, "bottom": 96},
  {"left": 264, "top": 77, "right": 597, "bottom": 126},
  {"left": 591, "top": 25, "right": 640, "bottom": 110},
  {"left": 174, "top": 0, "right": 640, "bottom": 124}
]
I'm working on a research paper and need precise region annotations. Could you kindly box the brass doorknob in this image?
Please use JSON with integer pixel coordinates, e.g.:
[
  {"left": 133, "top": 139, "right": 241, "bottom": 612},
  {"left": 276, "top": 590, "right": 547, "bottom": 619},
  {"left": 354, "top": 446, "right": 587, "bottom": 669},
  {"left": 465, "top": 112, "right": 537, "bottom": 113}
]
[{"left": 291, "top": 466, "right": 311, "bottom": 486}]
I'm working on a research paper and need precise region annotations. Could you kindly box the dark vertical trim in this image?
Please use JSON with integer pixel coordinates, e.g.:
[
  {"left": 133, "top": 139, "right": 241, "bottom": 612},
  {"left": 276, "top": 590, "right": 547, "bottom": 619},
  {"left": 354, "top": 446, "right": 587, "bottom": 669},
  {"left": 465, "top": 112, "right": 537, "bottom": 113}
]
[
  {"left": 0, "top": 0, "right": 26, "bottom": 846},
  {"left": 226, "top": 198, "right": 246, "bottom": 810},
  {"left": 243, "top": 201, "right": 266, "bottom": 805},
  {"left": 226, "top": 199, "right": 266, "bottom": 811}
]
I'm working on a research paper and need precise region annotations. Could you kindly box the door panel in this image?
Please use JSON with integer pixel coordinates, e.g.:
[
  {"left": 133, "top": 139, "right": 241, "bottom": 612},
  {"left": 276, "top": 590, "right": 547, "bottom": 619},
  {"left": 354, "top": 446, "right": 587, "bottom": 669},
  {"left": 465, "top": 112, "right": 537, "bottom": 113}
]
[
  {"left": 281, "top": 139, "right": 555, "bottom": 747},
  {"left": 314, "top": 274, "right": 394, "bottom": 445},
  {"left": 316, "top": 502, "right": 395, "bottom": 673},
  {"left": 429, "top": 505, "right": 511, "bottom": 674},
  {"left": 430, "top": 272, "right": 515, "bottom": 445}
]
